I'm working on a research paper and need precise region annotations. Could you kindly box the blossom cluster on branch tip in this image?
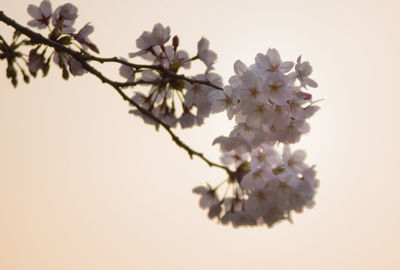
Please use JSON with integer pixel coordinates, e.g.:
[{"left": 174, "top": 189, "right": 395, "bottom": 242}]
[
  {"left": 0, "top": 1, "right": 99, "bottom": 87},
  {"left": 193, "top": 48, "right": 320, "bottom": 228},
  {"left": 120, "top": 23, "right": 219, "bottom": 130},
  {"left": 193, "top": 145, "right": 318, "bottom": 228},
  {"left": 212, "top": 48, "right": 319, "bottom": 150},
  {"left": 0, "top": 0, "right": 322, "bottom": 229}
]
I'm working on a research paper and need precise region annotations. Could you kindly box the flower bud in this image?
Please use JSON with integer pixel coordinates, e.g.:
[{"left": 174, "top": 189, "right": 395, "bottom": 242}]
[
  {"left": 172, "top": 35, "right": 179, "bottom": 51},
  {"left": 6, "top": 65, "right": 17, "bottom": 79},
  {"left": 62, "top": 67, "right": 69, "bottom": 80},
  {"left": 22, "top": 70, "right": 30, "bottom": 83},
  {"left": 58, "top": 36, "right": 72, "bottom": 45}
]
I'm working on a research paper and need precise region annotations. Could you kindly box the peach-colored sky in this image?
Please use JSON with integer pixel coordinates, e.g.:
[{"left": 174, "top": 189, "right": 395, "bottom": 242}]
[{"left": 1, "top": 0, "right": 400, "bottom": 269}]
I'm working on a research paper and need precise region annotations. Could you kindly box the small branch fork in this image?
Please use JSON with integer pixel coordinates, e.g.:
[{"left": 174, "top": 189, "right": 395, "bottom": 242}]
[{"left": 0, "top": 10, "right": 232, "bottom": 177}]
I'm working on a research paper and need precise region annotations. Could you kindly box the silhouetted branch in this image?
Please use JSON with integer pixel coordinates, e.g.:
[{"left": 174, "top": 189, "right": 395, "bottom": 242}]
[{"left": 0, "top": 10, "right": 233, "bottom": 177}]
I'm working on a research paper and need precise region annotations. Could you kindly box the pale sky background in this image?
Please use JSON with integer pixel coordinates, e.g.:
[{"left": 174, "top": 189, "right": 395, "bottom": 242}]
[{"left": 0, "top": 0, "right": 399, "bottom": 269}]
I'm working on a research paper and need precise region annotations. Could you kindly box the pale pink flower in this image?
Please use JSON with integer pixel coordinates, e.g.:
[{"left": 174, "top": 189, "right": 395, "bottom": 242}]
[
  {"left": 220, "top": 151, "right": 248, "bottom": 167},
  {"left": 244, "top": 189, "right": 277, "bottom": 218},
  {"left": 27, "top": 0, "right": 52, "bottom": 29},
  {"left": 74, "top": 23, "right": 99, "bottom": 53},
  {"left": 255, "top": 48, "right": 294, "bottom": 74},
  {"left": 240, "top": 102, "right": 273, "bottom": 128},
  {"left": 295, "top": 56, "right": 318, "bottom": 88},
  {"left": 52, "top": 3, "right": 78, "bottom": 34},
  {"left": 282, "top": 145, "right": 308, "bottom": 173},
  {"left": 179, "top": 110, "right": 196, "bottom": 128},
  {"left": 264, "top": 72, "right": 291, "bottom": 106},
  {"left": 59, "top": 3, "right": 78, "bottom": 20},
  {"left": 250, "top": 145, "right": 281, "bottom": 169},
  {"left": 197, "top": 37, "right": 217, "bottom": 71},
  {"left": 28, "top": 49, "right": 45, "bottom": 76},
  {"left": 69, "top": 58, "right": 86, "bottom": 76},
  {"left": 192, "top": 185, "right": 219, "bottom": 209},
  {"left": 129, "top": 23, "right": 171, "bottom": 57},
  {"left": 237, "top": 70, "right": 266, "bottom": 104},
  {"left": 119, "top": 64, "right": 135, "bottom": 83},
  {"left": 212, "top": 136, "right": 252, "bottom": 154},
  {"left": 241, "top": 167, "right": 271, "bottom": 190},
  {"left": 209, "top": 86, "right": 238, "bottom": 119},
  {"left": 228, "top": 60, "right": 248, "bottom": 87}
]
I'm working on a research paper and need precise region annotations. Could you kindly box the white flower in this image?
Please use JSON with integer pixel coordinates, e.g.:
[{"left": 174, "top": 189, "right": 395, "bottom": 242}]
[
  {"left": 228, "top": 60, "right": 248, "bottom": 87},
  {"left": 272, "top": 121, "right": 303, "bottom": 144},
  {"left": 262, "top": 205, "right": 285, "bottom": 228},
  {"left": 119, "top": 63, "right": 135, "bottom": 83},
  {"left": 250, "top": 145, "right": 281, "bottom": 169},
  {"left": 150, "top": 23, "right": 171, "bottom": 46},
  {"left": 278, "top": 171, "right": 302, "bottom": 190},
  {"left": 295, "top": 56, "right": 318, "bottom": 88},
  {"left": 192, "top": 185, "right": 219, "bottom": 209},
  {"left": 185, "top": 84, "right": 207, "bottom": 108},
  {"left": 53, "top": 51, "right": 69, "bottom": 68},
  {"left": 141, "top": 70, "right": 159, "bottom": 81},
  {"left": 255, "top": 48, "right": 294, "bottom": 74},
  {"left": 28, "top": 49, "right": 46, "bottom": 76},
  {"left": 223, "top": 195, "right": 244, "bottom": 212},
  {"left": 59, "top": 3, "right": 78, "bottom": 20},
  {"left": 230, "top": 122, "right": 254, "bottom": 141},
  {"left": 197, "top": 37, "right": 217, "bottom": 71},
  {"left": 230, "top": 211, "right": 256, "bottom": 227},
  {"left": 27, "top": 0, "right": 52, "bottom": 29},
  {"left": 184, "top": 73, "right": 221, "bottom": 117},
  {"left": 130, "top": 23, "right": 171, "bottom": 57},
  {"left": 302, "top": 105, "right": 320, "bottom": 119},
  {"left": 208, "top": 203, "right": 222, "bottom": 219},
  {"left": 237, "top": 70, "right": 266, "bottom": 104},
  {"left": 302, "top": 166, "right": 319, "bottom": 188},
  {"left": 185, "top": 86, "right": 212, "bottom": 121},
  {"left": 212, "top": 136, "right": 252, "bottom": 154},
  {"left": 220, "top": 151, "right": 248, "bottom": 167},
  {"left": 160, "top": 111, "right": 178, "bottom": 128},
  {"left": 52, "top": 3, "right": 78, "bottom": 34},
  {"left": 264, "top": 72, "right": 292, "bottom": 106},
  {"left": 131, "top": 93, "right": 151, "bottom": 109},
  {"left": 179, "top": 110, "right": 196, "bottom": 128},
  {"left": 241, "top": 167, "right": 271, "bottom": 190},
  {"left": 244, "top": 189, "right": 277, "bottom": 218},
  {"left": 69, "top": 58, "right": 86, "bottom": 76},
  {"left": 74, "top": 23, "right": 99, "bottom": 53},
  {"left": 241, "top": 102, "right": 273, "bottom": 128},
  {"left": 168, "top": 47, "right": 191, "bottom": 69},
  {"left": 209, "top": 86, "right": 238, "bottom": 119},
  {"left": 282, "top": 145, "right": 308, "bottom": 173}
]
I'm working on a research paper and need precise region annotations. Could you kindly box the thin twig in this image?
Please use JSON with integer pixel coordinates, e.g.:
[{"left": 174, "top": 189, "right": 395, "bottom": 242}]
[
  {"left": 0, "top": 10, "right": 233, "bottom": 177},
  {"left": 83, "top": 55, "right": 224, "bottom": 90}
]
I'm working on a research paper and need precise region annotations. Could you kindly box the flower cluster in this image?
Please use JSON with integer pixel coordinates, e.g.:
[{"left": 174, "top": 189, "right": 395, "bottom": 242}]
[
  {"left": 0, "top": 31, "right": 31, "bottom": 87},
  {"left": 120, "top": 24, "right": 220, "bottom": 129},
  {"left": 1, "top": 0, "right": 92, "bottom": 86},
  {"left": 211, "top": 49, "right": 319, "bottom": 150},
  {"left": 193, "top": 49, "right": 320, "bottom": 228},
  {"left": 0, "top": 2, "right": 322, "bottom": 229},
  {"left": 27, "top": 1, "right": 99, "bottom": 80},
  {"left": 194, "top": 145, "right": 319, "bottom": 228}
]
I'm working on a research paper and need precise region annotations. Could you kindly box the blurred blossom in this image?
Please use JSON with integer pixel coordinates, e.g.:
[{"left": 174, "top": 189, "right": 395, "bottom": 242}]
[{"left": 27, "top": 0, "right": 52, "bottom": 29}]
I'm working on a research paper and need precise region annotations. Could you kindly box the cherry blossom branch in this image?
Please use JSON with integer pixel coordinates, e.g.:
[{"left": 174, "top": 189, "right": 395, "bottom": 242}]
[
  {"left": 0, "top": 2, "right": 323, "bottom": 228},
  {"left": 0, "top": 10, "right": 233, "bottom": 177},
  {"left": 0, "top": 11, "right": 223, "bottom": 91},
  {"left": 83, "top": 55, "right": 224, "bottom": 90}
]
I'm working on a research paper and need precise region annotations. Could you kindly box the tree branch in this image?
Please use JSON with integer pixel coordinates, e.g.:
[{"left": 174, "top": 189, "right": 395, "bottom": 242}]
[
  {"left": 84, "top": 55, "right": 224, "bottom": 90},
  {"left": 0, "top": 10, "right": 233, "bottom": 177}
]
